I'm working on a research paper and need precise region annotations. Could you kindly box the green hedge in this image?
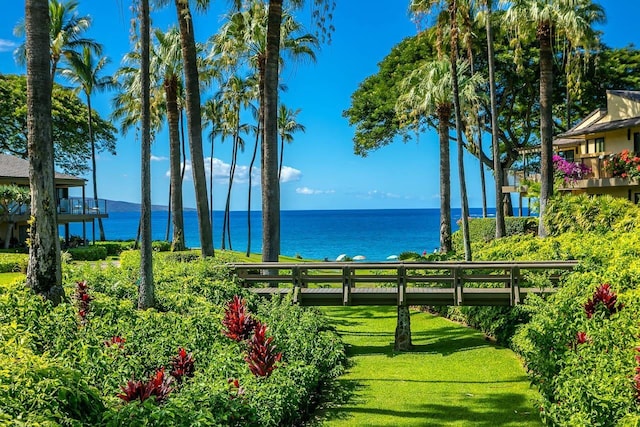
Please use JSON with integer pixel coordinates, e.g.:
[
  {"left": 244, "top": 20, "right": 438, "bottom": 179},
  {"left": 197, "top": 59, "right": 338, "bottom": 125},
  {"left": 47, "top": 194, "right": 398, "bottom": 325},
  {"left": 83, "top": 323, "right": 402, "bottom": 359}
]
[
  {"left": 0, "top": 255, "right": 346, "bottom": 426},
  {"left": 66, "top": 246, "right": 108, "bottom": 261},
  {"left": 452, "top": 216, "right": 537, "bottom": 251},
  {"left": 0, "top": 253, "right": 28, "bottom": 273}
]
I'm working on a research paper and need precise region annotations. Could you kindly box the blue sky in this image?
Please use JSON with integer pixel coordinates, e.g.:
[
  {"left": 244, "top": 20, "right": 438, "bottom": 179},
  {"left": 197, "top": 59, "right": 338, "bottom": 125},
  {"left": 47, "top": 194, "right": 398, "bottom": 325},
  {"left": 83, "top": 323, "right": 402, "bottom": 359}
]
[{"left": 1, "top": 1, "right": 639, "bottom": 211}]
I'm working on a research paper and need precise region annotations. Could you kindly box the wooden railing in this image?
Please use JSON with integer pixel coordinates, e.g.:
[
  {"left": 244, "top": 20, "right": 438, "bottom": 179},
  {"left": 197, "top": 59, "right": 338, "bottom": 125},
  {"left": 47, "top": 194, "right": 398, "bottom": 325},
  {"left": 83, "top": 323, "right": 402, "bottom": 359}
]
[{"left": 228, "top": 261, "right": 579, "bottom": 307}]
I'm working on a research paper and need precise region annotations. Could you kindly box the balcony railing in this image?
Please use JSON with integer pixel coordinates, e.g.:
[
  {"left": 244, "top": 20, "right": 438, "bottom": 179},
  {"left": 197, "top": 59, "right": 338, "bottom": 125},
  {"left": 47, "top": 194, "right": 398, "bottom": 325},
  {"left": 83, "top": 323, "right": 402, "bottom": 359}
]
[{"left": 57, "top": 198, "right": 107, "bottom": 216}]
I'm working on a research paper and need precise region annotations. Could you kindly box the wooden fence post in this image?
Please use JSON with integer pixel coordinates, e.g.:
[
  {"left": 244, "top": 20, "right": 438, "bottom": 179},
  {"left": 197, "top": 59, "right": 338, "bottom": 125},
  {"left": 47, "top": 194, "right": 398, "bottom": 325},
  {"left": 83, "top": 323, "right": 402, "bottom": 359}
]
[{"left": 394, "top": 265, "right": 412, "bottom": 351}]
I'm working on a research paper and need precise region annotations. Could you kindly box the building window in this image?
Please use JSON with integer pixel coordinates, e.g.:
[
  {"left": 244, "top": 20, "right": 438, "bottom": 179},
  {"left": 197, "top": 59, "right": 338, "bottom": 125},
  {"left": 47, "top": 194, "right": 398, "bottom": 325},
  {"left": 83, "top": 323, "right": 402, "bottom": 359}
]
[
  {"left": 559, "top": 149, "right": 575, "bottom": 162},
  {"left": 595, "top": 137, "right": 605, "bottom": 152},
  {"left": 634, "top": 132, "right": 640, "bottom": 153}
]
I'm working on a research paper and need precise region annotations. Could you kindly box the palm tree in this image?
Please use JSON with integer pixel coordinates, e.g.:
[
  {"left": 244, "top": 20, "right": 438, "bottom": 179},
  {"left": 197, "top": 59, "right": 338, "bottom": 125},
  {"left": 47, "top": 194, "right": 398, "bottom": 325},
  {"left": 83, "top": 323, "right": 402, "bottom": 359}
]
[
  {"left": 277, "top": 104, "right": 305, "bottom": 180},
  {"left": 483, "top": 0, "right": 506, "bottom": 238},
  {"left": 502, "top": 0, "right": 605, "bottom": 236},
  {"left": 212, "top": 0, "right": 317, "bottom": 258},
  {"left": 397, "top": 59, "right": 483, "bottom": 254},
  {"left": 152, "top": 27, "right": 186, "bottom": 251},
  {"left": 215, "top": 74, "right": 254, "bottom": 250},
  {"left": 59, "top": 46, "right": 114, "bottom": 241},
  {"left": 173, "top": 0, "right": 214, "bottom": 257},
  {"left": 15, "top": 0, "right": 101, "bottom": 79},
  {"left": 448, "top": 0, "right": 472, "bottom": 261},
  {"left": 25, "top": 0, "right": 64, "bottom": 304},
  {"left": 138, "top": 0, "right": 154, "bottom": 310}
]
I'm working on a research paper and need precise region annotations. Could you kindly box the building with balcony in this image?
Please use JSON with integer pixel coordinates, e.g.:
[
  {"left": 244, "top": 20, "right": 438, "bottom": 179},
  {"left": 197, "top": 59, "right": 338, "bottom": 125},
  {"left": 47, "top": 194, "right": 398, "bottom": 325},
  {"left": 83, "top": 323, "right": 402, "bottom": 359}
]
[
  {"left": 0, "top": 154, "right": 108, "bottom": 247},
  {"left": 503, "top": 90, "right": 640, "bottom": 205}
]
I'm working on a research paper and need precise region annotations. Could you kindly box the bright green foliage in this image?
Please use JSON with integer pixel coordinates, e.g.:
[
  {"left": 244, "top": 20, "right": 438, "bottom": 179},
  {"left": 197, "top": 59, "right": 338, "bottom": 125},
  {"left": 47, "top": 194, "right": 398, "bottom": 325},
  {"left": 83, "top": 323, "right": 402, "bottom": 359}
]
[
  {"left": 0, "top": 253, "right": 28, "bottom": 273},
  {"left": 544, "top": 194, "right": 640, "bottom": 235},
  {"left": 0, "top": 255, "right": 345, "bottom": 426},
  {"left": 0, "top": 74, "right": 116, "bottom": 175},
  {"left": 452, "top": 216, "right": 538, "bottom": 251},
  {"left": 67, "top": 246, "right": 108, "bottom": 261},
  {"left": 458, "top": 195, "right": 640, "bottom": 425}
]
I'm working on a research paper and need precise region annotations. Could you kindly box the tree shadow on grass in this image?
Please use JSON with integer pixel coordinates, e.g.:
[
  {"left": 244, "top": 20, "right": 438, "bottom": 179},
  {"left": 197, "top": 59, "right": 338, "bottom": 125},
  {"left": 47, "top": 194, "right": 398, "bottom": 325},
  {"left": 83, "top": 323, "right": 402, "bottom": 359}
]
[{"left": 318, "top": 392, "right": 539, "bottom": 426}]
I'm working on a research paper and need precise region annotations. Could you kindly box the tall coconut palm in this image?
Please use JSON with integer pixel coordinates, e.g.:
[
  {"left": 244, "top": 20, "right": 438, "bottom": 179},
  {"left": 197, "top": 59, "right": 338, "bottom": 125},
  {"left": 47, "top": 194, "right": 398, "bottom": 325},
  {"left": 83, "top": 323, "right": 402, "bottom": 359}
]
[
  {"left": 483, "top": 0, "right": 506, "bottom": 237},
  {"left": 59, "top": 46, "right": 114, "bottom": 241},
  {"left": 397, "top": 59, "right": 483, "bottom": 254},
  {"left": 447, "top": 0, "right": 472, "bottom": 261},
  {"left": 502, "top": 0, "right": 605, "bottom": 236},
  {"left": 172, "top": 0, "right": 213, "bottom": 257},
  {"left": 152, "top": 27, "right": 186, "bottom": 251},
  {"left": 25, "top": 0, "right": 64, "bottom": 304},
  {"left": 138, "top": 0, "right": 154, "bottom": 310},
  {"left": 212, "top": 0, "right": 317, "bottom": 258},
  {"left": 15, "top": 0, "right": 101, "bottom": 79},
  {"left": 215, "top": 74, "right": 254, "bottom": 250},
  {"left": 277, "top": 104, "right": 305, "bottom": 180}
]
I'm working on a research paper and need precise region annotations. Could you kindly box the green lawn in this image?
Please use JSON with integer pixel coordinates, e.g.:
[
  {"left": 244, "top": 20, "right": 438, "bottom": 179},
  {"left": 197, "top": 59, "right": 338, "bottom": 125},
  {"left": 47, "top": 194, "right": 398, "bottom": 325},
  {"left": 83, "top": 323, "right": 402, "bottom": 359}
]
[{"left": 317, "top": 306, "right": 541, "bottom": 427}]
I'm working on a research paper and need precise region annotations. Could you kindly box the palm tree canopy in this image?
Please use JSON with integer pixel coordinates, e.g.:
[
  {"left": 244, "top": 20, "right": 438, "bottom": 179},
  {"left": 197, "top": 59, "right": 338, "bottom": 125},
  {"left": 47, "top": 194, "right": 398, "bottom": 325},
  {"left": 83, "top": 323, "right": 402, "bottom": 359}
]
[
  {"left": 277, "top": 104, "right": 305, "bottom": 144},
  {"left": 14, "top": 0, "right": 102, "bottom": 75},
  {"left": 59, "top": 46, "right": 114, "bottom": 97},
  {"left": 396, "top": 58, "right": 484, "bottom": 126},
  {"left": 501, "top": 0, "right": 605, "bottom": 51}
]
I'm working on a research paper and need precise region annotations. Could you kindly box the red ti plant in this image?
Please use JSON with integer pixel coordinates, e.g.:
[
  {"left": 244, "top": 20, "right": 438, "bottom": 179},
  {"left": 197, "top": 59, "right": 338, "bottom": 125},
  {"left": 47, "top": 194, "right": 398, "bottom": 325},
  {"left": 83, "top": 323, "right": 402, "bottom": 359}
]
[
  {"left": 228, "top": 378, "right": 245, "bottom": 399},
  {"left": 575, "top": 331, "right": 589, "bottom": 345},
  {"left": 170, "top": 347, "right": 195, "bottom": 383},
  {"left": 75, "top": 280, "right": 92, "bottom": 325},
  {"left": 245, "top": 321, "right": 282, "bottom": 378},
  {"left": 634, "top": 346, "right": 640, "bottom": 402},
  {"left": 117, "top": 367, "right": 173, "bottom": 404},
  {"left": 584, "top": 283, "right": 624, "bottom": 319},
  {"left": 104, "top": 335, "right": 126, "bottom": 349},
  {"left": 222, "top": 295, "right": 257, "bottom": 342}
]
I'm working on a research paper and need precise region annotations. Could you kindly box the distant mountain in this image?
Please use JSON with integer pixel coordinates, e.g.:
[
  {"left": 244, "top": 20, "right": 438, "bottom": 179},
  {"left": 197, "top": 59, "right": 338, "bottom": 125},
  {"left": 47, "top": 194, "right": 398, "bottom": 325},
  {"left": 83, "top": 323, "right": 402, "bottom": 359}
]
[{"left": 105, "top": 199, "right": 196, "bottom": 213}]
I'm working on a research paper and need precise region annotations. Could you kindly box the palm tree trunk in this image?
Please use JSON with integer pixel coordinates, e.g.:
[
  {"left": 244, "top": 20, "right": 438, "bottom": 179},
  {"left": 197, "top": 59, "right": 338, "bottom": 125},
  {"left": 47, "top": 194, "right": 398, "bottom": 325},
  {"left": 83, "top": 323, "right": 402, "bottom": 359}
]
[
  {"left": 87, "top": 95, "right": 106, "bottom": 240},
  {"left": 247, "top": 121, "right": 261, "bottom": 257},
  {"left": 478, "top": 131, "right": 487, "bottom": 218},
  {"left": 175, "top": 0, "right": 213, "bottom": 257},
  {"left": 166, "top": 75, "right": 184, "bottom": 251},
  {"left": 485, "top": 0, "right": 506, "bottom": 237},
  {"left": 450, "top": 0, "right": 472, "bottom": 261},
  {"left": 262, "top": 0, "right": 282, "bottom": 262},
  {"left": 437, "top": 106, "right": 452, "bottom": 253},
  {"left": 138, "top": 0, "right": 154, "bottom": 310},
  {"left": 25, "top": 0, "right": 64, "bottom": 305},
  {"left": 538, "top": 22, "right": 554, "bottom": 237},
  {"left": 278, "top": 134, "right": 284, "bottom": 181}
]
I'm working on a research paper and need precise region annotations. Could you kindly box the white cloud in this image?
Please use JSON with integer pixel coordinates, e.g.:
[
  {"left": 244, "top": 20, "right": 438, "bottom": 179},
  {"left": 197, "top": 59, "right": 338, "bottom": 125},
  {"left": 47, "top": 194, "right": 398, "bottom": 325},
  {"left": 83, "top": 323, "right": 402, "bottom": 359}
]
[
  {"left": 151, "top": 155, "right": 168, "bottom": 161},
  {"left": 357, "top": 190, "right": 402, "bottom": 200},
  {"left": 279, "top": 166, "right": 302, "bottom": 183},
  {"left": 296, "top": 187, "right": 335, "bottom": 195},
  {"left": 0, "top": 39, "right": 18, "bottom": 53}
]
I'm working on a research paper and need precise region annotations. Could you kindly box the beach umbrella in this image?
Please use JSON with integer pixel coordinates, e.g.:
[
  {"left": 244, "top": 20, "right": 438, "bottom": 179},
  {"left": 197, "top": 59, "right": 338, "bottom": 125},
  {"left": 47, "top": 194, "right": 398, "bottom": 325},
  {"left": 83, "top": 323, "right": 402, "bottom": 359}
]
[
  {"left": 386, "top": 255, "right": 398, "bottom": 260},
  {"left": 336, "top": 254, "right": 347, "bottom": 261},
  {"left": 353, "top": 255, "right": 366, "bottom": 261}
]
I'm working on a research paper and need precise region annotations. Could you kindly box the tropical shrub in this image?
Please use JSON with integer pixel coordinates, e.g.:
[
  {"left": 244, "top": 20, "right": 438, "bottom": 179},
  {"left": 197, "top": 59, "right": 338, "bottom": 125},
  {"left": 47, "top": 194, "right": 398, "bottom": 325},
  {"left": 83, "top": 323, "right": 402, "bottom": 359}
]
[
  {"left": 0, "top": 254, "right": 346, "bottom": 426},
  {"left": 451, "top": 216, "right": 537, "bottom": 251},
  {"left": 0, "top": 253, "right": 27, "bottom": 272},
  {"left": 68, "top": 245, "right": 108, "bottom": 261}
]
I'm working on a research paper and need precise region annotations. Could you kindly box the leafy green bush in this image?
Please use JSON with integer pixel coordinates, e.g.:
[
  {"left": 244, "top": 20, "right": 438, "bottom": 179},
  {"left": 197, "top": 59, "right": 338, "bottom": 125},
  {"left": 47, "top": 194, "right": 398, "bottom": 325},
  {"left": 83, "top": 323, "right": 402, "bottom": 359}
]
[
  {"left": 152, "top": 240, "right": 171, "bottom": 252},
  {"left": 0, "top": 254, "right": 345, "bottom": 426},
  {"left": 544, "top": 194, "right": 640, "bottom": 235},
  {"left": 94, "top": 241, "right": 126, "bottom": 256},
  {"left": 0, "top": 253, "right": 28, "bottom": 273},
  {"left": 67, "top": 246, "right": 108, "bottom": 261},
  {"left": 452, "top": 216, "right": 538, "bottom": 251}
]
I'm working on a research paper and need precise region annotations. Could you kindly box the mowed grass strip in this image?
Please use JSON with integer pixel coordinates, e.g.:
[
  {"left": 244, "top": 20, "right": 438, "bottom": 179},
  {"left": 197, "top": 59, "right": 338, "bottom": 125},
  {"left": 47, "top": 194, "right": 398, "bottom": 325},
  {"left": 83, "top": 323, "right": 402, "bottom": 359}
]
[{"left": 317, "top": 306, "right": 541, "bottom": 427}]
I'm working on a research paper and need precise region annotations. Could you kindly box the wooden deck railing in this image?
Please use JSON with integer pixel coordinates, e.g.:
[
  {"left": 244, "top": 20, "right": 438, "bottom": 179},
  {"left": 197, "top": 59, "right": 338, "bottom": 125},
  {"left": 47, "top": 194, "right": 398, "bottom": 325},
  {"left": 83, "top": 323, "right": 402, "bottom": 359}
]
[{"left": 228, "top": 261, "right": 579, "bottom": 307}]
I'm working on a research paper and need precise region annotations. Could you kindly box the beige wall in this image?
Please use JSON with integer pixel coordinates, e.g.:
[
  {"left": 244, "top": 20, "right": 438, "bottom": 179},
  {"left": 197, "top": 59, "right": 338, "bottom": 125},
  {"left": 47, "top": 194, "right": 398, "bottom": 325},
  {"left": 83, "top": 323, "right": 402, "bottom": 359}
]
[{"left": 606, "top": 93, "right": 640, "bottom": 121}]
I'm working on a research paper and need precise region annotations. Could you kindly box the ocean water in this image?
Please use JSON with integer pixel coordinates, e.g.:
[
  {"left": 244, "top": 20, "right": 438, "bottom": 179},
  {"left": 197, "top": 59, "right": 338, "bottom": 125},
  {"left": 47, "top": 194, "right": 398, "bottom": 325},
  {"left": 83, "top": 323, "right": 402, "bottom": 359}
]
[{"left": 62, "top": 208, "right": 495, "bottom": 261}]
